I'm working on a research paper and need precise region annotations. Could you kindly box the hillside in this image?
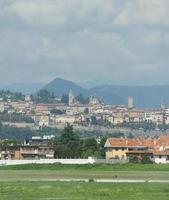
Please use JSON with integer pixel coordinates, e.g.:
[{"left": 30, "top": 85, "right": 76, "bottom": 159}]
[
  {"left": 42, "top": 78, "right": 169, "bottom": 108},
  {"left": 4, "top": 78, "right": 169, "bottom": 108},
  {"left": 43, "top": 78, "right": 89, "bottom": 96},
  {"left": 90, "top": 85, "right": 169, "bottom": 108}
]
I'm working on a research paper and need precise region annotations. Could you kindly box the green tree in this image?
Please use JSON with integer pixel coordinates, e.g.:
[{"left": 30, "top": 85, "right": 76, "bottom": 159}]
[
  {"left": 35, "top": 89, "right": 55, "bottom": 103},
  {"left": 54, "top": 124, "right": 80, "bottom": 158},
  {"left": 99, "top": 137, "right": 107, "bottom": 158},
  {"left": 61, "top": 94, "right": 69, "bottom": 104},
  {"left": 81, "top": 138, "right": 99, "bottom": 158},
  {"left": 76, "top": 94, "right": 89, "bottom": 104}
]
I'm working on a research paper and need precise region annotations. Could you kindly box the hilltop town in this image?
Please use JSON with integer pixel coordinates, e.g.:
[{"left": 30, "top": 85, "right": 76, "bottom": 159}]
[{"left": 0, "top": 89, "right": 169, "bottom": 134}]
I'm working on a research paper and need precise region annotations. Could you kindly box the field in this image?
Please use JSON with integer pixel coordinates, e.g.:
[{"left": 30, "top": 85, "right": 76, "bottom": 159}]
[
  {"left": 0, "top": 164, "right": 169, "bottom": 200},
  {"left": 0, "top": 163, "right": 169, "bottom": 181},
  {"left": 0, "top": 182, "right": 169, "bottom": 200}
]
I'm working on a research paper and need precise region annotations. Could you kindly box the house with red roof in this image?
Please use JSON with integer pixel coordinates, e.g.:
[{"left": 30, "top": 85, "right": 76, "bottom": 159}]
[{"left": 104, "top": 136, "right": 169, "bottom": 163}]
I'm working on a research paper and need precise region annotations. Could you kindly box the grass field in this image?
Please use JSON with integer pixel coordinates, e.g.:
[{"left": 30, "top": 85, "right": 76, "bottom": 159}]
[
  {"left": 0, "top": 164, "right": 169, "bottom": 199},
  {"left": 0, "top": 163, "right": 169, "bottom": 181},
  {"left": 0, "top": 170, "right": 169, "bottom": 181},
  {"left": 0, "top": 181, "right": 169, "bottom": 200},
  {"left": 1, "top": 163, "right": 169, "bottom": 171}
]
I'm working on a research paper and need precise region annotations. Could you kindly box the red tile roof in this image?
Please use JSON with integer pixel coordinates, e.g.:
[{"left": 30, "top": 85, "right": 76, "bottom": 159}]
[
  {"left": 107, "top": 138, "right": 155, "bottom": 147},
  {"left": 107, "top": 135, "right": 169, "bottom": 148}
]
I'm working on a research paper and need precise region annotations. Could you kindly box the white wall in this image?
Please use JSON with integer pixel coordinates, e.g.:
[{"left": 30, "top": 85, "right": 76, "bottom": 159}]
[
  {"left": 154, "top": 155, "right": 169, "bottom": 164},
  {"left": 0, "top": 158, "right": 96, "bottom": 166},
  {"left": 0, "top": 158, "right": 128, "bottom": 166}
]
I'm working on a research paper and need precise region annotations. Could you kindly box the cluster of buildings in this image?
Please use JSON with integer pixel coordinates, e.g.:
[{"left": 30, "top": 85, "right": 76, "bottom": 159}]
[
  {"left": 1, "top": 133, "right": 169, "bottom": 164},
  {"left": 105, "top": 135, "right": 169, "bottom": 164},
  {"left": 0, "top": 91, "right": 169, "bottom": 129},
  {"left": 0, "top": 135, "right": 55, "bottom": 160}
]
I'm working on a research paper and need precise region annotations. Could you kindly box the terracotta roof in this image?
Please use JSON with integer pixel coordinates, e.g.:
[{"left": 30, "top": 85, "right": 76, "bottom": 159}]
[
  {"left": 159, "top": 136, "right": 169, "bottom": 145},
  {"left": 107, "top": 138, "right": 155, "bottom": 147},
  {"left": 107, "top": 135, "right": 169, "bottom": 148}
]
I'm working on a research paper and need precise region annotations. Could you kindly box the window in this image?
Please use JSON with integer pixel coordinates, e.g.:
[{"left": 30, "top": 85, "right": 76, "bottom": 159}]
[{"left": 159, "top": 155, "right": 162, "bottom": 159}]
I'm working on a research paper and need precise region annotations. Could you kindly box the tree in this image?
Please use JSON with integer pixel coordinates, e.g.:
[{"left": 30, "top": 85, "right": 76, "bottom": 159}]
[
  {"left": 91, "top": 116, "right": 97, "bottom": 125},
  {"left": 54, "top": 124, "right": 81, "bottom": 158},
  {"left": 84, "top": 108, "right": 89, "bottom": 115},
  {"left": 81, "top": 138, "right": 99, "bottom": 158},
  {"left": 76, "top": 94, "right": 89, "bottom": 104},
  {"left": 50, "top": 109, "right": 65, "bottom": 115},
  {"left": 99, "top": 137, "right": 107, "bottom": 157},
  {"left": 35, "top": 89, "right": 55, "bottom": 103},
  {"left": 61, "top": 94, "right": 69, "bottom": 104}
]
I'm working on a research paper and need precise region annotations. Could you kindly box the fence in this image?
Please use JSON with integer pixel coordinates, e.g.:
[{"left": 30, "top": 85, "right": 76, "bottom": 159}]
[{"left": 0, "top": 157, "right": 129, "bottom": 166}]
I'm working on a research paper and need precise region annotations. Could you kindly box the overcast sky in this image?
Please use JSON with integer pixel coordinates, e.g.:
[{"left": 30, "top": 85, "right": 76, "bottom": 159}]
[{"left": 0, "top": 0, "right": 169, "bottom": 85}]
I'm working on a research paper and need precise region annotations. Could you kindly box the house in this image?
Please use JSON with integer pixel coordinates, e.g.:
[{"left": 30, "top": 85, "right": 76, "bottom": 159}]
[
  {"left": 104, "top": 138, "right": 154, "bottom": 160},
  {"left": 104, "top": 135, "right": 169, "bottom": 163},
  {"left": 0, "top": 136, "right": 55, "bottom": 160},
  {"left": 55, "top": 115, "right": 75, "bottom": 125},
  {"left": 15, "top": 145, "right": 54, "bottom": 160},
  {"left": 153, "top": 151, "right": 169, "bottom": 164}
]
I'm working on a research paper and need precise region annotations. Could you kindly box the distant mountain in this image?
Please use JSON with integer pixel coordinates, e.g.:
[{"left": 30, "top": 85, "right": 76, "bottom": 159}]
[
  {"left": 1, "top": 82, "right": 45, "bottom": 94},
  {"left": 2, "top": 78, "right": 169, "bottom": 108},
  {"left": 43, "top": 78, "right": 89, "bottom": 96},
  {"left": 90, "top": 85, "right": 169, "bottom": 108}
]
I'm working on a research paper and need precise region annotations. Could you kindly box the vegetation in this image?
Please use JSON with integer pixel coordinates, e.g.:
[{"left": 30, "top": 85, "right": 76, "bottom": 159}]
[
  {"left": 2, "top": 163, "right": 169, "bottom": 171},
  {"left": 0, "top": 90, "right": 25, "bottom": 101},
  {"left": 0, "top": 112, "right": 34, "bottom": 123},
  {"left": 129, "top": 155, "right": 153, "bottom": 164},
  {"left": 54, "top": 124, "right": 81, "bottom": 158},
  {"left": 75, "top": 93, "right": 89, "bottom": 104},
  {"left": 54, "top": 123, "right": 106, "bottom": 158},
  {"left": 117, "top": 121, "right": 156, "bottom": 131},
  {"left": 0, "top": 181, "right": 169, "bottom": 200},
  {"left": 33, "top": 89, "right": 55, "bottom": 103},
  {"left": 61, "top": 94, "right": 69, "bottom": 104},
  {"left": 50, "top": 109, "right": 65, "bottom": 115},
  {"left": 0, "top": 125, "right": 33, "bottom": 140}
]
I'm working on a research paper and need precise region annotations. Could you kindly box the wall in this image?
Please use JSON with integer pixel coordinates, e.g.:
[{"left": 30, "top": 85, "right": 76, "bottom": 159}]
[
  {"left": 105, "top": 148, "right": 127, "bottom": 160},
  {"left": 154, "top": 155, "right": 169, "bottom": 164},
  {"left": 0, "top": 158, "right": 128, "bottom": 166}
]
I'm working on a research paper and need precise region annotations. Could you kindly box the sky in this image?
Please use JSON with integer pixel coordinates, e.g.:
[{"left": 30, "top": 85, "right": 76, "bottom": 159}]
[{"left": 0, "top": 0, "right": 169, "bottom": 86}]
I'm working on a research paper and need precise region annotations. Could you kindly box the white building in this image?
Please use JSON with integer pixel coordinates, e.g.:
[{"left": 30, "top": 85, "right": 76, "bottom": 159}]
[
  {"left": 55, "top": 115, "right": 75, "bottom": 124},
  {"left": 153, "top": 151, "right": 169, "bottom": 164},
  {"left": 0, "top": 102, "right": 5, "bottom": 112},
  {"left": 143, "top": 111, "right": 163, "bottom": 125}
]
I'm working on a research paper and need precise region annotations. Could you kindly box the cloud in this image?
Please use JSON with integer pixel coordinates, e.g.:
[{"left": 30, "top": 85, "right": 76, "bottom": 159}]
[
  {"left": 114, "top": 0, "right": 169, "bottom": 28},
  {"left": 0, "top": 0, "right": 169, "bottom": 85}
]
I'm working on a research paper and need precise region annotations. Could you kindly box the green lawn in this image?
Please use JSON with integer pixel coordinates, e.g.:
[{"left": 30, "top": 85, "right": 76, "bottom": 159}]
[
  {"left": 0, "top": 163, "right": 169, "bottom": 181},
  {"left": 0, "top": 181, "right": 169, "bottom": 200},
  {"left": 0, "top": 164, "right": 169, "bottom": 199},
  {"left": 1, "top": 163, "right": 169, "bottom": 171},
  {"left": 0, "top": 170, "right": 169, "bottom": 181}
]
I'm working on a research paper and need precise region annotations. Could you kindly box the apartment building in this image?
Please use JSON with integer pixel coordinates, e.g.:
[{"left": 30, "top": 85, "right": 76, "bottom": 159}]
[{"left": 104, "top": 136, "right": 169, "bottom": 163}]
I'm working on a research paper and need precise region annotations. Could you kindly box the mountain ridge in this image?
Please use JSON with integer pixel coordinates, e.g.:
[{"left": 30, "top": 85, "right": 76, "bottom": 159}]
[
  {"left": 43, "top": 78, "right": 169, "bottom": 108},
  {"left": 1, "top": 78, "right": 169, "bottom": 108}
]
